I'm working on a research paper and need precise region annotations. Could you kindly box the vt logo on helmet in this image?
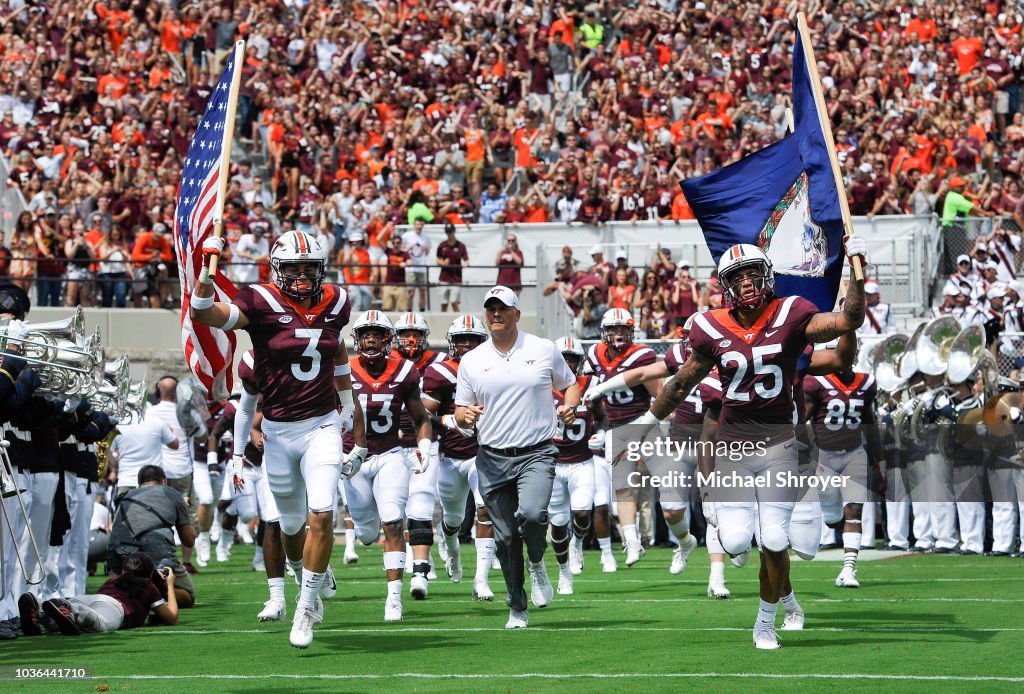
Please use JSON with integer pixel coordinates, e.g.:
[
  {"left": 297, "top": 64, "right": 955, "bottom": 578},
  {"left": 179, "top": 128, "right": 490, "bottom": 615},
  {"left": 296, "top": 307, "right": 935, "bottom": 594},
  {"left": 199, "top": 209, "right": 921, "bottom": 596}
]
[
  {"left": 270, "top": 230, "right": 326, "bottom": 299},
  {"left": 352, "top": 310, "right": 394, "bottom": 363},
  {"left": 718, "top": 243, "right": 775, "bottom": 312}
]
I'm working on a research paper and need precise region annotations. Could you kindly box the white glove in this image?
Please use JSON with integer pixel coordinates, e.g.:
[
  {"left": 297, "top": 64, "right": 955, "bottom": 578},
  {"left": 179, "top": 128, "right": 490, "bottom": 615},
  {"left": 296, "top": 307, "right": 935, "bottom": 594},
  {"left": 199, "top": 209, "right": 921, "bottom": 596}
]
[
  {"left": 206, "top": 450, "right": 221, "bottom": 473},
  {"left": 338, "top": 389, "right": 355, "bottom": 434},
  {"left": 701, "top": 492, "right": 718, "bottom": 528},
  {"left": 584, "top": 373, "right": 626, "bottom": 404},
  {"left": 341, "top": 445, "right": 366, "bottom": 480},
  {"left": 588, "top": 430, "right": 606, "bottom": 452},
  {"left": 410, "top": 439, "right": 431, "bottom": 474},
  {"left": 975, "top": 423, "right": 988, "bottom": 436},
  {"left": 441, "top": 413, "right": 475, "bottom": 438},
  {"left": 228, "top": 455, "right": 245, "bottom": 493},
  {"left": 1010, "top": 406, "right": 1022, "bottom": 423},
  {"left": 5, "top": 319, "right": 28, "bottom": 342},
  {"left": 201, "top": 236, "right": 225, "bottom": 257},
  {"left": 845, "top": 234, "right": 867, "bottom": 262}
]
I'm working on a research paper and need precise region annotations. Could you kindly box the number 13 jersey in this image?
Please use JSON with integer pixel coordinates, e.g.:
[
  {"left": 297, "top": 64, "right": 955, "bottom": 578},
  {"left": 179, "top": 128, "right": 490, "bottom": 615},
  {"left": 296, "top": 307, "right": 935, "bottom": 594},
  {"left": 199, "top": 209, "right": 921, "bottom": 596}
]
[
  {"left": 232, "top": 283, "right": 351, "bottom": 422},
  {"left": 688, "top": 295, "right": 816, "bottom": 444}
]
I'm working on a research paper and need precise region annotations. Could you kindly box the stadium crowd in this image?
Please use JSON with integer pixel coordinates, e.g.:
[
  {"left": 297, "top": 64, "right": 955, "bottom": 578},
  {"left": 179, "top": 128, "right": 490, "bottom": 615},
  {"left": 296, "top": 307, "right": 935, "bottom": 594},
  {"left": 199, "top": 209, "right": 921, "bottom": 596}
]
[{"left": 4, "top": 0, "right": 1024, "bottom": 311}]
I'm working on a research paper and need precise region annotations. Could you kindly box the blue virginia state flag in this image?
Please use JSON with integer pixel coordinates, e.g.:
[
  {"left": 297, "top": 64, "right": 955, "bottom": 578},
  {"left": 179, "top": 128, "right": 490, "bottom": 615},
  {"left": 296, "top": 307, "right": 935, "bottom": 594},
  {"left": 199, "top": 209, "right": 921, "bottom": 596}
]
[{"left": 680, "top": 32, "right": 845, "bottom": 312}]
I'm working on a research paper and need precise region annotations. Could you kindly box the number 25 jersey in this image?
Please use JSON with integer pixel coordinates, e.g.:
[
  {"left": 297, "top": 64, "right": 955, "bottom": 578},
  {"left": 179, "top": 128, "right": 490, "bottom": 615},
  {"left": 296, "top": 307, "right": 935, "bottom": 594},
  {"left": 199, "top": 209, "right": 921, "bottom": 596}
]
[
  {"left": 688, "top": 295, "right": 816, "bottom": 444},
  {"left": 232, "top": 283, "right": 351, "bottom": 423}
]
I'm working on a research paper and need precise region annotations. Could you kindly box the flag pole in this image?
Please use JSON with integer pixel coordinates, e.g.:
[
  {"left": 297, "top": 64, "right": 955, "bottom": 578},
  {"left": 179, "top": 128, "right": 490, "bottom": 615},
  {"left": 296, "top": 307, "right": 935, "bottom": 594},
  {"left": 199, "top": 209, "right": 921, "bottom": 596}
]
[
  {"left": 207, "top": 40, "right": 246, "bottom": 277},
  {"left": 796, "top": 13, "right": 864, "bottom": 281}
]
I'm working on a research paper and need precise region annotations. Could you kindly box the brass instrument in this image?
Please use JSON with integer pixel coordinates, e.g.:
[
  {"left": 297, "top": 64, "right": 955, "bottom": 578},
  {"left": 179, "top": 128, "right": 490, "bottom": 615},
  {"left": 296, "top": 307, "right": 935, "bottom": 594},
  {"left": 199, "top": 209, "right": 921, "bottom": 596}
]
[{"left": 0, "top": 307, "right": 105, "bottom": 397}]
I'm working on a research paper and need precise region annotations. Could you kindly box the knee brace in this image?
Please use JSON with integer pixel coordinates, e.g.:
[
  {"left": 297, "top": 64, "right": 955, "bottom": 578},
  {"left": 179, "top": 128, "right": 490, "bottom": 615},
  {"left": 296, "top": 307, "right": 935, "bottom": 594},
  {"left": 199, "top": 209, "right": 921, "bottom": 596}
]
[
  {"left": 572, "top": 513, "right": 591, "bottom": 538},
  {"left": 408, "top": 518, "right": 434, "bottom": 547},
  {"left": 475, "top": 507, "right": 492, "bottom": 525},
  {"left": 549, "top": 510, "right": 570, "bottom": 528},
  {"left": 550, "top": 525, "right": 570, "bottom": 543}
]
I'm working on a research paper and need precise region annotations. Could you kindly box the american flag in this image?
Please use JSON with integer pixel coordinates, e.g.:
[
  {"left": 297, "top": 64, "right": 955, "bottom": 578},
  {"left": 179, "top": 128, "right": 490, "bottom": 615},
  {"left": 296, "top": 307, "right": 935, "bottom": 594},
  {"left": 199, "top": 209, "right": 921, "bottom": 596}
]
[{"left": 174, "top": 43, "right": 243, "bottom": 397}]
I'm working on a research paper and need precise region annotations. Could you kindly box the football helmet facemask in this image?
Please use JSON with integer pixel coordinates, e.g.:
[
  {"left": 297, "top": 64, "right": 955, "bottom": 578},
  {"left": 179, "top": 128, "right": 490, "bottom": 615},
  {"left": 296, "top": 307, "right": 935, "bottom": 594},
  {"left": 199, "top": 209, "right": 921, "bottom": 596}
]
[
  {"left": 270, "top": 231, "right": 327, "bottom": 300},
  {"left": 352, "top": 310, "right": 394, "bottom": 364},
  {"left": 717, "top": 243, "right": 775, "bottom": 312},
  {"left": 555, "top": 335, "right": 585, "bottom": 375},
  {"left": 600, "top": 308, "right": 635, "bottom": 351},
  {"left": 394, "top": 312, "right": 430, "bottom": 360},
  {"left": 446, "top": 315, "right": 488, "bottom": 361}
]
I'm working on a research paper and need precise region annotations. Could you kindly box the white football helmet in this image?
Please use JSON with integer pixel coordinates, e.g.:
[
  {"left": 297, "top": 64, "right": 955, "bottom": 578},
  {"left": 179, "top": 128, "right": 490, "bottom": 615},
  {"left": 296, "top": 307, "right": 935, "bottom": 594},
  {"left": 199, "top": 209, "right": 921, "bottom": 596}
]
[
  {"left": 394, "top": 312, "right": 430, "bottom": 360},
  {"left": 555, "top": 335, "right": 585, "bottom": 375},
  {"left": 446, "top": 315, "right": 488, "bottom": 360},
  {"left": 717, "top": 243, "right": 774, "bottom": 311},
  {"left": 351, "top": 310, "right": 394, "bottom": 363},
  {"left": 270, "top": 230, "right": 327, "bottom": 299},
  {"left": 681, "top": 314, "right": 696, "bottom": 361},
  {"left": 600, "top": 308, "right": 635, "bottom": 350}
]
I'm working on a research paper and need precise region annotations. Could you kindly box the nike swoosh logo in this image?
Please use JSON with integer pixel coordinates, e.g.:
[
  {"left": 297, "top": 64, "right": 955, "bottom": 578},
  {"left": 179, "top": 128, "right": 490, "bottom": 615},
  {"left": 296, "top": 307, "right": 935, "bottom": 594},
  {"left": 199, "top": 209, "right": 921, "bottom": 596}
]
[
  {"left": 319, "top": 424, "right": 332, "bottom": 429},
  {"left": 325, "top": 317, "right": 336, "bottom": 322},
  {"left": 765, "top": 330, "right": 779, "bottom": 338}
]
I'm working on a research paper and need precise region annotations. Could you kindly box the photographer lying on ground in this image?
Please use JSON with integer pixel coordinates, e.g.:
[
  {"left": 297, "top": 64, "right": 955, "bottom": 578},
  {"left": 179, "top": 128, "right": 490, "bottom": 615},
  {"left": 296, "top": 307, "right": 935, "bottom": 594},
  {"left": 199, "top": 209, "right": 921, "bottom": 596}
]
[{"left": 18, "top": 552, "right": 179, "bottom": 635}]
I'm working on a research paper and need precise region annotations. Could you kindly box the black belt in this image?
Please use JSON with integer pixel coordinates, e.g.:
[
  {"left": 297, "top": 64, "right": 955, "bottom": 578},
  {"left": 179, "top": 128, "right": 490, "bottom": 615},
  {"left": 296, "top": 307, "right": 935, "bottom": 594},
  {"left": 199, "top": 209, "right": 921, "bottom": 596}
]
[{"left": 482, "top": 440, "right": 553, "bottom": 458}]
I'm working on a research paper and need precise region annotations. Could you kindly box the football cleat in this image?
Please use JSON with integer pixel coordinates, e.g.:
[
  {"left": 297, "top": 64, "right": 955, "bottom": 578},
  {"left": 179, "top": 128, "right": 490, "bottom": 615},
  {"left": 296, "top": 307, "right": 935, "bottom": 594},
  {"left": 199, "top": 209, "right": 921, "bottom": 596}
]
[
  {"left": 195, "top": 534, "right": 210, "bottom": 567},
  {"left": 209, "top": 524, "right": 221, "bottom": 544},
  {"left": 343, "top": 545, "right": 359, "bottom": 565},
  {"left": 781, "top": 610, "right": 805, "bottom": 631},
  {"left": 753, "top": 624, "right": 781, "bottom": 650},
  {"left": 835, "top": 567, "right": 860, "bottom": 588},
  {"left": 601, "top": 552, "right": 618, "bottom": 573},
  {"left": 505, "top": 609, "right": 528, "bottom": 629},
  {"left": 427, "top": 555, "right": 437, "bottom": 581},
  {"left": 446, "top": 546, "right": 463, "bottom": 583},
  {"left": 569, "top": 537, "right": 584, "bottom": 575},
  {"left": 624, "top": 541, "right": 645, "bottom": 568},
  {"left": 320, "top": 566, "right": 337, "bottom": 599},
  {"left": 384, "top": 594, "right": 403, "bottom": 622},
  {"left": 670, "top": 534, "right": 698, "bottom": 575},
  {"left": 731, "top": 548, "right": 751, "bottom": 568},
  {"left": 557, "top": 567, "right": 574, "bottom": 595},
  {"left": 410, "top": 574, "right": 429, "bottom": 600},
  {"left": 257, "top": 598, "right": 287, "bottom": 622},
  {"left": 473, "top": 581, "right": 494, "bottom": 601},
  {"left": 18, "top": 593, "right": 41, "bottom": 636},
  {"left": 528, "top": 561, "right": 553, "bottom": 608},
  {"left": 42, "top": 599, "right": 80, "bottom": 636},
  {"left": 252, "top": 550, "right": 266, "bottom": 573},
  {"left": 237, "top": 523, "right": 255, "bottom": 545},
  {"left": 289, "top": 606, "right": 322, "bottom": 649},
  {"left": 707, "top": 577, "right": 731, "bottom": 599}
]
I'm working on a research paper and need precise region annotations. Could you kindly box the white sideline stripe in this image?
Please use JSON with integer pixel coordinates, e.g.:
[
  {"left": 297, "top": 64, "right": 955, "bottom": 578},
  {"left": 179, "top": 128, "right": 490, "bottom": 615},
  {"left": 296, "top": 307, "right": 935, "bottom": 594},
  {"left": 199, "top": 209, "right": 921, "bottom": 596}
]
[
  {"left": 127, "top": 626, "right": 1024, "bottom": 636},
  {"left": 92, "top": 673, "right": 1024, "bottom": 683},
  {"left": 221, "top": 576, "right": 1019, "bottom": 586}
]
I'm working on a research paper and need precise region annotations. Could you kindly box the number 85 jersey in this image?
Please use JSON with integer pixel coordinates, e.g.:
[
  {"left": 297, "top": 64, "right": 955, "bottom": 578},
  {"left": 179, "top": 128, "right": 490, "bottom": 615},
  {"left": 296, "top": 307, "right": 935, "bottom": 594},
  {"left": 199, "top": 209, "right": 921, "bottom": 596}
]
[
  {"left": 232, "top": 283, "right": 351, "bottom": 422},
  {"left": 802, "top": 373, "right": 876, "bottom": 452},
  {"left": 689, "top": 295, "right": 816, "bottom": 444}
]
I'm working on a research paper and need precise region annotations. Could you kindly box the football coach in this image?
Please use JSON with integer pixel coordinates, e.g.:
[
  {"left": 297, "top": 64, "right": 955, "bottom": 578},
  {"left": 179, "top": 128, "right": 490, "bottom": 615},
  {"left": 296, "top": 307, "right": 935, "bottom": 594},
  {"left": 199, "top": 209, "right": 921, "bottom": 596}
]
[{"left": 455, "top": 286, "right": 580, "bottom": 629}]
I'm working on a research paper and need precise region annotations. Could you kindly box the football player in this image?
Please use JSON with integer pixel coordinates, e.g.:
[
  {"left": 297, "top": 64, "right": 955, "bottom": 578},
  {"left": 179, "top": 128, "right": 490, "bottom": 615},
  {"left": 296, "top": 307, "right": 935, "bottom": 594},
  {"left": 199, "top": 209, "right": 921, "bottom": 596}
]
[
  {"left": 391, "top": 312, "right": 447, "bottom": 598},
  {"left": 549, "top": 337, "right": 603, "bottom": 595},
  {"left": 422, "top": 315, "right": 495, "bottom": 600},
  {"left": 630, "top": 239, "right": 867, "bottom": 649},
  {"left": 586, "top": 308, "right": 660, "bottom": 570},
  {"left": 344, "top": 311, "right": 433, "bottom": 622},
  {"left": 803, "top": 361, "right": 883, "bottom": 588},
  {"left": 191, "top": 230, "right": 366, "bottom": 649}
]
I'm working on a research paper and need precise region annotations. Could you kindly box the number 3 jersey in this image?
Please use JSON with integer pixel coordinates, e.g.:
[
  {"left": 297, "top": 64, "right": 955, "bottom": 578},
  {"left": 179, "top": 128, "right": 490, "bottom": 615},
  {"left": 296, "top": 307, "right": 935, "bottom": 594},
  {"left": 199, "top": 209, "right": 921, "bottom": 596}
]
[
  {"left": 345, "top": 355, "right": 421, "bottom": 455},
  {"left": 232, "top": 283, "right": 351, "bottom": 422},
  {"left": 554, "top": 375, "right": 597, "bottom": 464},
  {"left": 802, "top": 372, "right": 876, "bottom": 452},
  {"left": 689, "top": 295, "right": 817, "bottom": 444},
  {"left": 585, "top": 343, "right": 657, "bottom": 427}
]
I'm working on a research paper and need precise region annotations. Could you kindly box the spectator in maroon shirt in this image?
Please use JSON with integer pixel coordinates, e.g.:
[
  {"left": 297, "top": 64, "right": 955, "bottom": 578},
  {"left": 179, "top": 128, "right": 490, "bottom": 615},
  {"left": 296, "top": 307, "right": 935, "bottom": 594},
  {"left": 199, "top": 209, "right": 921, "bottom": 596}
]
[
  {"left": 495, "top": 232, "right": 524, "bottom": 294},
  {"left": 436, "top": 222, "right": 470, "bottom": 312},
  {"left": 381, "top": 234, "right": 411, "bottom": 312}
]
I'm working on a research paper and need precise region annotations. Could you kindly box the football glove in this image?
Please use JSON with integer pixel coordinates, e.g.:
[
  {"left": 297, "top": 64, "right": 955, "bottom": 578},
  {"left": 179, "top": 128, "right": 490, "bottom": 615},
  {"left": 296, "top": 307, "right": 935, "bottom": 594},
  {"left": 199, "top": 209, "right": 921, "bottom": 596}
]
[
  {"left": 341, "top": 445, "right": 366, "bottom": 480},
  {"left": 228, "top": 455, "right": 245, "bottom": 493},
  {"left": 845, "top": 234, "right": 867, "bottom": 262},
  {"left": 701, "top": 492, "right": 718, "bottom": 528},
  {"left": 409, "top": 439, "right": 431, "bottom": 474},
  {"left": 338, "top": 389, "right": 355, "bottom": 434},
  {"left": 588, "top": 430, "right": 606, "bottom": 452},
  {"left": 441, "top": 413, "right": 475, "bottom": 438}
]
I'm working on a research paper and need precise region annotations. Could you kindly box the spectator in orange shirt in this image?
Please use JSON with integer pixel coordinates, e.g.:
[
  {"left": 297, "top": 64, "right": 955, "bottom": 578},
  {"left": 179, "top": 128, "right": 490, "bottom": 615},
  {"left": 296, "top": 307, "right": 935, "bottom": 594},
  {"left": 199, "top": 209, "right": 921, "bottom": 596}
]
[
  {"left": 341, "top": 231, "right": 373, "bottom": 311},
  {"left": 905, "top": 8, "right": 937, "bottom": 42},
  {"left": 951, "top": 28, "right": 984, "bottom": 76},
  {"left": 130, "top": 223, "right": 174, "bottom": 308},
  {"left": 671, "top": 191, "right": 695, "bottom": 220}
]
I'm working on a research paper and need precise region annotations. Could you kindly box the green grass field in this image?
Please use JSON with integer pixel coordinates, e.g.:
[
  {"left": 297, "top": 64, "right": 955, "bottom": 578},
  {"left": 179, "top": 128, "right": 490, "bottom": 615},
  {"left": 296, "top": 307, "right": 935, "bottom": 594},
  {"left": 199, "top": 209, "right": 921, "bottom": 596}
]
[{"left": 5, "top": 544, "right": 1024, "bottom": 693}]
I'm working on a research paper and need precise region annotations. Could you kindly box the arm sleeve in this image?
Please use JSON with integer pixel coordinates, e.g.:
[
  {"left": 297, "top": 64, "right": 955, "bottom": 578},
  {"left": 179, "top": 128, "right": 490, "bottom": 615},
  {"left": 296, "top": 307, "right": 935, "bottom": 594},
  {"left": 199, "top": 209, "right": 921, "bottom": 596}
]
[{"left": 233, "top": 389, "right": 259, "bottom": 457}]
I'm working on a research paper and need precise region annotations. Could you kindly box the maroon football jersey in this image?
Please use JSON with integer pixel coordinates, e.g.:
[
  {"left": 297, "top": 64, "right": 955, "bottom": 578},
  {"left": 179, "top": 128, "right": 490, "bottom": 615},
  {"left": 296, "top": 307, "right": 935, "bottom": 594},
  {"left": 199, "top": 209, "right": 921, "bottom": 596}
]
[
  {"left": 586, "top": 342, "right": 657, "bottom": 427},
  {"left": 803, "top": 372, "right": 877, "bottom": 452},
  {"left": 663, "top": 342, "right": 725, "bottom": 432},
  {"left": 396, "top": 349, "right": 447, "bottom": 447},
  {"left": 792, "top": 344, "right": 813, "bottom": 446},
  {"left": 423, "top": 358, "right": 478, "bottom": 460},
  {"left": 238, "top": 349, "right": 256, "bottom": 390},
  {"left": 232, "top": 283, "right": 351, "bottom": 422},
  {"left": 345, "top": 355, "right": 421, "bottom": 455},
  {"left": 554, "top": 375, "right": 597, "bottom": 464},
  {"left": 688, "top": 296, "right": 816, "bottom": 443}
]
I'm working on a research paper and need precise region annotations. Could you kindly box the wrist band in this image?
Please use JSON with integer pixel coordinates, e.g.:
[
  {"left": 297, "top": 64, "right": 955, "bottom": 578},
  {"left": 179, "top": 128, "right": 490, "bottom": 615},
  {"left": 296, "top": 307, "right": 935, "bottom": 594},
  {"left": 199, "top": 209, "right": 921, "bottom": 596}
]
[
  {"left": 337, "top": 388, "right": 354, "bottom": 407},
  {"left": 221, "top": 304, "right": 240, "bottom": 330},
  {"left": 191, "top": 293, "right": 215, "bottom": 310},
  {"left": 334, "top": 363, "right": 351, "bottom": 377},
  {"left": 198, "top": 266, "right": 213, "bottom": 285}
]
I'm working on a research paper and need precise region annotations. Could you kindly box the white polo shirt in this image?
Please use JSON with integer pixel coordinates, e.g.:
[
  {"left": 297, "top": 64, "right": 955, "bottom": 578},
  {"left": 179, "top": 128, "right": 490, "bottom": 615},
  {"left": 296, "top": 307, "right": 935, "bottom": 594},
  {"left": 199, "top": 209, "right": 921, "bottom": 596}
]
[
  {"left": 111, "top": 416, "right": 178, "bottom": 488},
  {"left": 144, "top": 401, "right": 193, "bottom": 479},
  {"left": 455, "top": 330, "right": 576, "bottom": 449}
]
